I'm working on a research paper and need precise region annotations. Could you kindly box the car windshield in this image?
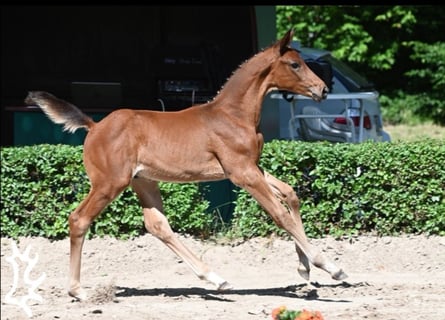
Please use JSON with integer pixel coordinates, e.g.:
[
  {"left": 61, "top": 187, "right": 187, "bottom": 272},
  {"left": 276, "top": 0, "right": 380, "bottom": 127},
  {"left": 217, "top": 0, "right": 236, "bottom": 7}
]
[{"left": 322, "top": 54, "right": 375, "bottom": 92}]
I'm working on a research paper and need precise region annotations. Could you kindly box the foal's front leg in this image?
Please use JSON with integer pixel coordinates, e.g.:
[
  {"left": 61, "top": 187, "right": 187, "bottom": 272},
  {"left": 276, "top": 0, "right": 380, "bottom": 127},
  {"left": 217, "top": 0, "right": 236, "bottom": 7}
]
[
  {"left": 263, "top": 171, "right": 311, "bottom": 279},
  {"left": 231, "top": 166, "right": 347, "bottom": 281},
  {"left": 263, "top": 170, "right": 347, "bottom": 281},
  {"left": 131, "top": 178, "right": 232, "bottom": 290}
]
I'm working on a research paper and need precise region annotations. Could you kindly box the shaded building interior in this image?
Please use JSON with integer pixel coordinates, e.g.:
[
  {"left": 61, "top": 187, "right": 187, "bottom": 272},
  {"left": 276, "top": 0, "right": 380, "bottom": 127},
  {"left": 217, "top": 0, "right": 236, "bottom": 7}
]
[{"left": 1, "top": 6, "right": 258, "bottom": 146}]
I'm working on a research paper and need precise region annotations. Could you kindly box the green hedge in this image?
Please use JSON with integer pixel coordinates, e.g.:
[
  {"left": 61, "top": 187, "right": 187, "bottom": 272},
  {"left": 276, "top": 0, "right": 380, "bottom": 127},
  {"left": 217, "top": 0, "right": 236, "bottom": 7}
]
[
  {"left": 1, "top": 140, "right": 444, "bottom": 240},
  {"left": 1, "top": 144, "right": 212, "bottom": 240},
  {"left": 231, "top": 139, "right": 445, "bottom": 238}
]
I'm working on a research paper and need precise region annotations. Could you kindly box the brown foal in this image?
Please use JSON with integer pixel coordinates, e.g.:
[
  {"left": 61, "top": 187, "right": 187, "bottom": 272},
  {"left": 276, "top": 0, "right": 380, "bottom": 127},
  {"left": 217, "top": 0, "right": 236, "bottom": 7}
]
[{"left": 25, "top": 29, "right": 347, "bottom": 301}]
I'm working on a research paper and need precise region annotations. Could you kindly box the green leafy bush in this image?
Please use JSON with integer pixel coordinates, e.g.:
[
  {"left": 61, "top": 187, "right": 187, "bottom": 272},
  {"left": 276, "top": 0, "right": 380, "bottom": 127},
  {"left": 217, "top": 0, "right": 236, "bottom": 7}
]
[
  {"left": 1, "top": 144, "right": 211, "bottom": 239},
  {"left": 1, "top": 141, "right": 444, "bottom": 240},
  {"left": 230, "top": 139, "right": 445, "bottom": 239},
  {"left": 1, "top": 144, "right": 86, "bottom": 239}
]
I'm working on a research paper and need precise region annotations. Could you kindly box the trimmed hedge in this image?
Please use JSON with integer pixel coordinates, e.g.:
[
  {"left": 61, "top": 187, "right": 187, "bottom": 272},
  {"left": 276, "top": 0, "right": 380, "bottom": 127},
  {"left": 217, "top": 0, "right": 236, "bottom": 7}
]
[
  {"left": 231, "top": 139, "right": 445, "bottom": 238},
  {"left": 1, "top": 140, "right": 444, "bottom": 240},
  {"left": 1, "top": 144, "right": 212, "bottom": 239}
]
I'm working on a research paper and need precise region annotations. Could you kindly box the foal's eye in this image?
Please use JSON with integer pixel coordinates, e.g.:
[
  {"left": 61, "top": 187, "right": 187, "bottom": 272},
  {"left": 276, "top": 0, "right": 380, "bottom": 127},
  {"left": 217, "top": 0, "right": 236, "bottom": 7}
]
[{"left": 290, "top": 62, "right": 300, "bottom": 69}]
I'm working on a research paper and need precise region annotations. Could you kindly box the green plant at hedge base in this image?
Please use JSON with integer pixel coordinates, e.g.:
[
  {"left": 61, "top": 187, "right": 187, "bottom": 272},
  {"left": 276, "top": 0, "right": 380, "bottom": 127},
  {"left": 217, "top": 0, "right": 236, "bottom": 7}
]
[{"left": 1, "top": 140, "right": 444, "bottom": 240}]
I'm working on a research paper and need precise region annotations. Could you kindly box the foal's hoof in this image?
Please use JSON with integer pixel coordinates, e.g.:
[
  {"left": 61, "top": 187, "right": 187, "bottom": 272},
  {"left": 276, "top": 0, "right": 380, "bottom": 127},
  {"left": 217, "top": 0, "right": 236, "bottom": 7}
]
[
  {"left": 217, "top": 281, "right": 233, "bottom": 291},
  {"left": 68, "top": 289, "right": 88, "bottom": 301},
  {"left": 297, "top": 266, "right": 310, "bottom": 281},
  {"left": 332, "top": 269, "right": 348, "bottom": 281}
]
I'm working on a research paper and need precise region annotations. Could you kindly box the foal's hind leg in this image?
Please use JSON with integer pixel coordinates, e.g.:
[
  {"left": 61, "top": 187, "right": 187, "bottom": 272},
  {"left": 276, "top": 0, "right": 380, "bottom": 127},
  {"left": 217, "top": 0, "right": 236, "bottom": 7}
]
[
  {"left": 130, "top": 178, "right": 232, "bottom": 290},
  {"left": 68, "top": 183, "right": 127, "bottom": 300},
  {"left": 263, "top": 170, "right": 347, "bottom": 281}
]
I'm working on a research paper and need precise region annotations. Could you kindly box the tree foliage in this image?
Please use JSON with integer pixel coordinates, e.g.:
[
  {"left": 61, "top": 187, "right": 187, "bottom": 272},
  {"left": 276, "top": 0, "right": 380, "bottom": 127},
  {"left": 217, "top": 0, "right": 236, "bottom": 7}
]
[{"left": 276, "top": 5, "right": 445, "bottom": 125}]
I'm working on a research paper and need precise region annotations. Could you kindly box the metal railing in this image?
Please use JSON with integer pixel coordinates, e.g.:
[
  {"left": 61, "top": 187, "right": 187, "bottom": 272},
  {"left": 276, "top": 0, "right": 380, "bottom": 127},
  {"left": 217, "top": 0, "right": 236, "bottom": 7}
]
[{"left": 271, "top": 91, "right": 379, "bottom": 143}]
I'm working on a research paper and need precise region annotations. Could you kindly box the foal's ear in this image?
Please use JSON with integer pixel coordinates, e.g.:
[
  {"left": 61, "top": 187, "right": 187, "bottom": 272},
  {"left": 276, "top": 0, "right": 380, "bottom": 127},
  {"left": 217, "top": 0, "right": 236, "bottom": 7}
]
[{"left": 278, "top": 29, "right": 294, "bottom": 56}]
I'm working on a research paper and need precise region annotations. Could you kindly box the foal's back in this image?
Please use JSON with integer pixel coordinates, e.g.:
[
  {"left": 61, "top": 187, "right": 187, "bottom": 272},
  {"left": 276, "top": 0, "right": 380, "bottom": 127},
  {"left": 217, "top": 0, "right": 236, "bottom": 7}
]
[{"left": 83, "top": 105, "right": 227, "bottom": 183}]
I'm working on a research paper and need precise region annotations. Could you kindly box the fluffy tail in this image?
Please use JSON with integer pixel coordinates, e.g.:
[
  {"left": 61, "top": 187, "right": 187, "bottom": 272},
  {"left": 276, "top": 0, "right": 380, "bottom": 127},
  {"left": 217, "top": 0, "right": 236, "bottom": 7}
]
[{"left": 25, "top": 91, "right": 95, "bottom": 133}]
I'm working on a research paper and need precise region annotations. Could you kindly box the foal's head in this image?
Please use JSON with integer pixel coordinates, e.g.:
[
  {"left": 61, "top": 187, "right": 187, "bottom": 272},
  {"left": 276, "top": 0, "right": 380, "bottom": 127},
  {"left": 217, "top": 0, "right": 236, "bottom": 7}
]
[{"left": 270, "top": 29, "right": 328, "bottom": 102}]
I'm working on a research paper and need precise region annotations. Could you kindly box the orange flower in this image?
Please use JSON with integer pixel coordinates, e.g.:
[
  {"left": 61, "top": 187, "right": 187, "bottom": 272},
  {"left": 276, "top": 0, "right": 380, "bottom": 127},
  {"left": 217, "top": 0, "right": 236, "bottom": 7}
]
[
  {"left": 313, "top": 311, "right": 324, "bottom": 320},
  {"left": 296, "top": 309, "right": 314, "bottom": 320},
  {"left": 271, "top": 306, "right": 324, "bottom": 320},
  {"left": 271, "top": 305, "right": 287, "bottom": 320},
  {"left": 295, "top": 309, "right": 324, "bottom": 320}
]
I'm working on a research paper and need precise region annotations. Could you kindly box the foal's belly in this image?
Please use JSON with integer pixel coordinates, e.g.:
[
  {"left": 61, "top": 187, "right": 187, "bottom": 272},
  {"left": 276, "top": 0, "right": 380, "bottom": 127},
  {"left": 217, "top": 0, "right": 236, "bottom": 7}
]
[{"left": 132, "top": 157, "right": 226, "bottom": 183}]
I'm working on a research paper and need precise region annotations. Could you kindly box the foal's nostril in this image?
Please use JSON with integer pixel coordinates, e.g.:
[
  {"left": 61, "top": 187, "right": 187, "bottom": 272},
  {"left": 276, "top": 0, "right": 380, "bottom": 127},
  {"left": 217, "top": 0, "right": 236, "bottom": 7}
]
[{"left": 322, "top": 86, "right": 329, "bottom": 99}]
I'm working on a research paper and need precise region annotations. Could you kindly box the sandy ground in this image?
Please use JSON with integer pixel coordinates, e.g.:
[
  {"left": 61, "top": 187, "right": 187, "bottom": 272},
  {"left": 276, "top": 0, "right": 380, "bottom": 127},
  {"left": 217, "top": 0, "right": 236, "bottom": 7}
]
[{"left": 1, "top": 233, "right": 445, "bottom": 320}]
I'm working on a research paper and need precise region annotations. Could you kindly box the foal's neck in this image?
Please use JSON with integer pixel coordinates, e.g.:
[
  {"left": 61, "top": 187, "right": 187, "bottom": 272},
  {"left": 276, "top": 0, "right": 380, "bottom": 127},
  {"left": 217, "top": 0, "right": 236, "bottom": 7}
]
[{"left": 211, "top": 48, "right": 274, "bottom": 127}]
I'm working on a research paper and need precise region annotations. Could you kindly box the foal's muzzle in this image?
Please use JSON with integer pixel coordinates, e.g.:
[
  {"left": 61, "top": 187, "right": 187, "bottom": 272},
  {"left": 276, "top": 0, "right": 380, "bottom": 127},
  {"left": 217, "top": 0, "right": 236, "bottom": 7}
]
[{"left": 311, "top": 86, "right": 328, "bottom": 102}]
